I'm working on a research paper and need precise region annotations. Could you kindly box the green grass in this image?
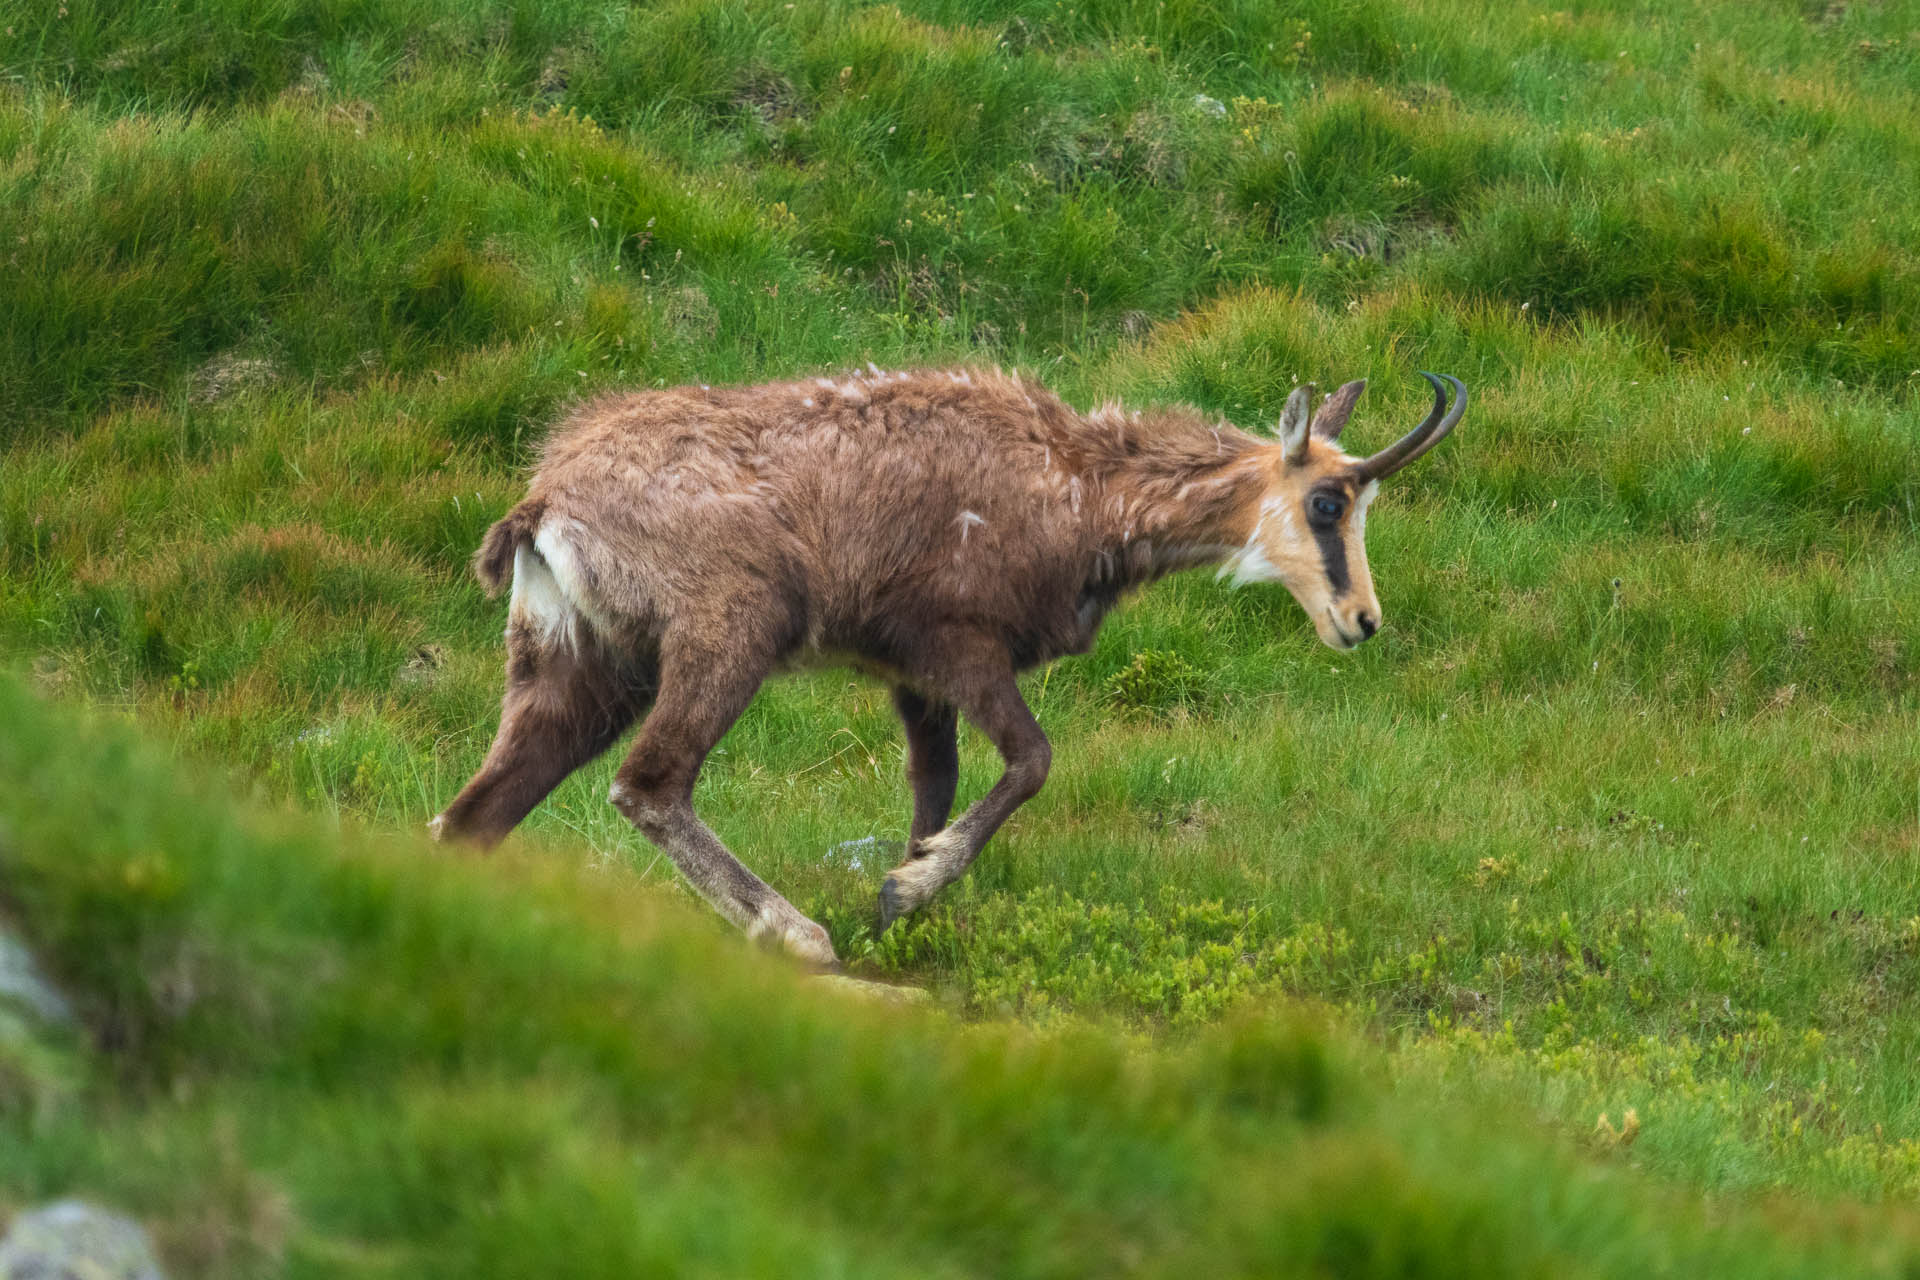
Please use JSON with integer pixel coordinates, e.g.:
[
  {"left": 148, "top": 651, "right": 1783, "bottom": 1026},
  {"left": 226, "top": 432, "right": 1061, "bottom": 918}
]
[
  {"left": 11, "top": 676, "right": 1920, "bottom": 1278},
  {"left": 4, "top": 0, "right": 1920, "bottom": 1268}
]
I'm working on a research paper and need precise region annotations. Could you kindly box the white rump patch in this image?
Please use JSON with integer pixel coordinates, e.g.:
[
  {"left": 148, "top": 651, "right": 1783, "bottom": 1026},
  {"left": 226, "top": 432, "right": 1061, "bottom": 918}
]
[
  {"left": 1218, "top": 498, "right": 1288, "bottom": 588},
  {"left": 509, "top": 521, "right": 609, "bottom": 649},
  {"left": 508, "top": 542, "right": 574, "bottom": 646}
]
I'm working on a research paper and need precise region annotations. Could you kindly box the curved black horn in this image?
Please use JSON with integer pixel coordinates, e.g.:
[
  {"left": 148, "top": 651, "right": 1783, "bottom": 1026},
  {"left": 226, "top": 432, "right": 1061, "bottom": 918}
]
[{"left": 1355, "top": 372, "right": 1466, "bottom": 481}]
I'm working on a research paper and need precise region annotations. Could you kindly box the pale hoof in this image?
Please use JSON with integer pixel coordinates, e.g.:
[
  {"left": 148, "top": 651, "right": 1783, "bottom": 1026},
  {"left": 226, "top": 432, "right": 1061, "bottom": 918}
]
[
  {"left": 749, "top": 907, "right": 840, "bottom": 971},
  {"left": 877, "top": 874, "right": 913, "bottom": 932},
  {"left": 876, "top": 853, "right": 945, "bottom": 932}
]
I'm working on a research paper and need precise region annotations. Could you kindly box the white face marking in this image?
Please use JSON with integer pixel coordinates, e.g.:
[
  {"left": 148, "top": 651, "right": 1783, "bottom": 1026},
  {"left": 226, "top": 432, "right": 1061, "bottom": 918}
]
[
  {"left": 1353, "top": 480, "right": 1379, "bottom": 538},
  {"left": 1219, "top": 541, "right": 1282, "bottom": 587},
  {"left": 1276, "top": 499, "right": 1299, "bottom": 541},
  {"left": 1218, "top": 500, "right": 1286, "bottom": 587}
]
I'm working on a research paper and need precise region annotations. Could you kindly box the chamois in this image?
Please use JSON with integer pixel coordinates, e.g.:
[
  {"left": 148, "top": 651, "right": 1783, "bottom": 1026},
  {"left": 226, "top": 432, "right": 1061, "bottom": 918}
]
[{"left": 431, "top": 366, "right": 1466, "bottom": 967}]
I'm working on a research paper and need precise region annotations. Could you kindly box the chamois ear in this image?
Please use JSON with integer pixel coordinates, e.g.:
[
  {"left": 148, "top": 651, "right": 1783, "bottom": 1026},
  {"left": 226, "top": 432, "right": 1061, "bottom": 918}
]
[
  {"left": 1278, "top": 383, "right": 1315, "bottom": 465},
  {"left": 1313, "top": 379, "right": 1366, "bottom": 441}
]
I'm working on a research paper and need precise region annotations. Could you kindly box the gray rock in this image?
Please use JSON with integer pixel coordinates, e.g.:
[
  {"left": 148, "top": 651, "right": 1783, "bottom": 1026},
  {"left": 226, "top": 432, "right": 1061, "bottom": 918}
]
[
  {"left": 0, "top": 1201, "right": 165, "bottom": 1280},
  {"left": 0, "top": 933, "right": 72, "bottom": 1027},
  {"left": 812, "top": 974, "right": 929, "bottom": 1005},
  {"left": 822, "top": 836, "right": 904, "bottom": 873},
  {"left": 187, "top": 352, "right": 279, "bottom": 405}
]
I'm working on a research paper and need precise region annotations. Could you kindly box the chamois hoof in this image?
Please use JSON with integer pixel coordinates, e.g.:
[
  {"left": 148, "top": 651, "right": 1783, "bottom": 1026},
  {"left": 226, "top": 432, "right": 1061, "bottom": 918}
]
[
  {"left": 877, "top": 840, "right": 953, "bottom": 930},
  {"left": 879, "top": 871, "right": 936, "bottom": 932},
  {"left": 749, "top": 907, "right": 840, "bottom": 971},
  {"left": 785, "top": 924, "right": 840, "bottom": 972},
  {"left": 877, "top": 874, "right": 917, "bottom": 932}
]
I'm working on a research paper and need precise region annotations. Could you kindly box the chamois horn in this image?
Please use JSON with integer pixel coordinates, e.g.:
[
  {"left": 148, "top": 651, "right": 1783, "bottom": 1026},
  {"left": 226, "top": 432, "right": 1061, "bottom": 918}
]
[{"left": 1355, "top": 372, "right": 1466, "bottom": 481}]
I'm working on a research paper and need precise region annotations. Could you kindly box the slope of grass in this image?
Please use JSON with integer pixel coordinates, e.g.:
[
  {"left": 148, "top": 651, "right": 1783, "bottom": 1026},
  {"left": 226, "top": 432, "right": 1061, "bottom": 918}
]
[
  {"left": 8, "top": 676, "right": 1920, "bottom": 1277},
  {"left": 4, "top": 0, "right": 1920, "bottom": 1257}
]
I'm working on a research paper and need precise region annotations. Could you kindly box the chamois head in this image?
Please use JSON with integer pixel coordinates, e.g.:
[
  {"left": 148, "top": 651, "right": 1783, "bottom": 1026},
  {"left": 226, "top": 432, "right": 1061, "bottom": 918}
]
[{"left": 1232, "top": 372, "right": 1466, "bottom": 651}]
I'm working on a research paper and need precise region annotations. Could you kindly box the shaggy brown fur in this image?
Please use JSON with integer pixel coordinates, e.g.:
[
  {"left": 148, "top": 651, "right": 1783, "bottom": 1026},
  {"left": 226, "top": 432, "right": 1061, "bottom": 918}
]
[{"left": 431, "top": 365, "right": 1463, "bottom": 966}]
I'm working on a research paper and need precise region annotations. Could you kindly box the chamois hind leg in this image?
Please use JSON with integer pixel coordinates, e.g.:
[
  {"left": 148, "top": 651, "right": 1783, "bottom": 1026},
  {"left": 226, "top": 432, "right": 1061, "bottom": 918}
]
[
  {"left": 432, "top": 624, "right": 652, "bottom": 848},
  {"left": 878, "top": 643, "right": 1050, "bottom": 930},
  {"left": 892, "top": 685, "right": 960, "bottom": 843},
  {"left": 608, "top": 635, "right": 838, "bottom": 969}
]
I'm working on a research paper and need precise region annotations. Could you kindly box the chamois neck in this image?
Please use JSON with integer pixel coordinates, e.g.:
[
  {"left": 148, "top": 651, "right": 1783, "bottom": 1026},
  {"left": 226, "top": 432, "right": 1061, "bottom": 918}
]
[{"left": 1072, "top": 403, "right": 1274, "bottom": 586}]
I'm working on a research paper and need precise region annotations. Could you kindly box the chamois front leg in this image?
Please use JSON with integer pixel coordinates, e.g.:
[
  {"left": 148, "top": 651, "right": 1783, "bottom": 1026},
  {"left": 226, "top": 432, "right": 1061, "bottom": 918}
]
[
  {"left": 892, "top": 685, "right": 960, "bottom": 842},
  {"left": 608, "top": 634, "right": 839, "bottom": 970},
  {"left": 878, "top": 659, "right": 1050, "bottom": 930}
]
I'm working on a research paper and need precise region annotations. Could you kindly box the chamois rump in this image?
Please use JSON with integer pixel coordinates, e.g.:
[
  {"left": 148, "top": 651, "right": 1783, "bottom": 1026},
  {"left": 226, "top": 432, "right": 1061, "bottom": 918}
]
[{"left": 431, "top": 365, "right": 1466, "bottom": 967}]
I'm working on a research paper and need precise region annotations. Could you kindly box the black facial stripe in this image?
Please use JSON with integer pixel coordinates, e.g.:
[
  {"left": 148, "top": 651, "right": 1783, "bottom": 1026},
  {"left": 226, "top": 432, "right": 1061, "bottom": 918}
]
[{"left": 1311, "top": 519, "right": 1351, "bottom": 598}]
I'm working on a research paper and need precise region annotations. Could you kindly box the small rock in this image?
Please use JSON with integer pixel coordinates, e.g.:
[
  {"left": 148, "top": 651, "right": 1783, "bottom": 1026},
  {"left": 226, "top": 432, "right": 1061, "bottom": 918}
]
[
  {"left": 0, "top": 1201, "right": 166, "bottom": 1280},
  {"left": 812, "top": 975, "right": 929, "bottom": 1005},
  {"left": 823, "top": 836, "right": 903, "bottom": 873},
  {"left": 394, "top": 644, "right": 448, "bottom": 688},
  {"left": 188, "top": 353, "right": 279, "bottom": 405},
  {"left": 537, "top": 51, "right": 569, "bottom": 101},
  {"left": 0, "top": 933, "right": 72, "bottom": 1027},
  {"left": 664, "top": 287, "right": 720, "bottom": 341}
]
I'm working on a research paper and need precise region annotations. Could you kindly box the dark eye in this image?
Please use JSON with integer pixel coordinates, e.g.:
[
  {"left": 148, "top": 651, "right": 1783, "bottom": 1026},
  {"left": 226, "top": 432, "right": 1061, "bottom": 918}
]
[{"left": 1311, "top": 495, "right": 1345, "bottom": 521}]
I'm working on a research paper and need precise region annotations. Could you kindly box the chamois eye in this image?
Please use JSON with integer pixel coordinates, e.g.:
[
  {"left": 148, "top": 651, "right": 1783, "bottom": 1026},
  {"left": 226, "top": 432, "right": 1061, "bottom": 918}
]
[{"left": 1311, "top": 495, "right": 1345, "bottom": 521}]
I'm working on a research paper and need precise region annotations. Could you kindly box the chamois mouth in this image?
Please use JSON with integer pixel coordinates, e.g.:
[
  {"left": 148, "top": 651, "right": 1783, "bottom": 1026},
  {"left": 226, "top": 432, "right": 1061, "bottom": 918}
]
[{"left": 1323, "top": 608, "right": 1363, "bottom": 651}]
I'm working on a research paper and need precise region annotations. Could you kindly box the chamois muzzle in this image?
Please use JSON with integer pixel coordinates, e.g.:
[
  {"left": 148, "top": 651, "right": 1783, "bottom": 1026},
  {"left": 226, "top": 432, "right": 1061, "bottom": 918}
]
[{"left": 1354, "top": 372, "right": 1467, "bottom": 481}]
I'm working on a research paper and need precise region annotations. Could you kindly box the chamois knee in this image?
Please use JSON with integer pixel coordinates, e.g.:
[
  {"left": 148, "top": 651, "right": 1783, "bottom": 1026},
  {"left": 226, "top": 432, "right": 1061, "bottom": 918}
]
[
  {"left": 608, "top": 774, "right": 685, "bottom": 837},
  {"left": 1008, "top": 738, "right": 1051, "bottom": 802}
]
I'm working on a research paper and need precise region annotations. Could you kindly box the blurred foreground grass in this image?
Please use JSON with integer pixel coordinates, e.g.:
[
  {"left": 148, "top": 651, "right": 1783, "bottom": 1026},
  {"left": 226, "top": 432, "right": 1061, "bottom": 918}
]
[
  {"left": 7, "top": 676, "right": 1920, "bottom": 1277},
  {"left": 4, "top": 0, "right": 1920, "bottom": 1259}
]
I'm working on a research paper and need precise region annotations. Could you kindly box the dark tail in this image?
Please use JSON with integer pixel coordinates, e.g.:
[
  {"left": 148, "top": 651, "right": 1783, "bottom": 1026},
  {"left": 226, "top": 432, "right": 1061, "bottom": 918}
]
[{"left": 474, "top": 498, "right": 547, "bottom": 597}]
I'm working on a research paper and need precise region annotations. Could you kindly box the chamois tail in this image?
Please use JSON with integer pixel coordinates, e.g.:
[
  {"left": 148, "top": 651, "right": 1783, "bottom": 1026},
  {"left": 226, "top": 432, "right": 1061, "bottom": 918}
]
[{"left": 473, "top": 499, "right": 548, "bottom": 597}]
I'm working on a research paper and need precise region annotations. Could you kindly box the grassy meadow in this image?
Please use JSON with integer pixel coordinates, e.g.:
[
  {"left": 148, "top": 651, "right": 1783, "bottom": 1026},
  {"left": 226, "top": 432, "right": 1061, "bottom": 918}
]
[{"left": 4, "top": 0, "right": 1920, "bottom": 1270}]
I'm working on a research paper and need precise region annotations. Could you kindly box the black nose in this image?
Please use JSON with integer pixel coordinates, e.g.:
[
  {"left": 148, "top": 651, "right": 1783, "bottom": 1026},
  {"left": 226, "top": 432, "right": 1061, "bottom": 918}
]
[{"left": 1356, "top": 611, "right": 1378, "bottom": 639}]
